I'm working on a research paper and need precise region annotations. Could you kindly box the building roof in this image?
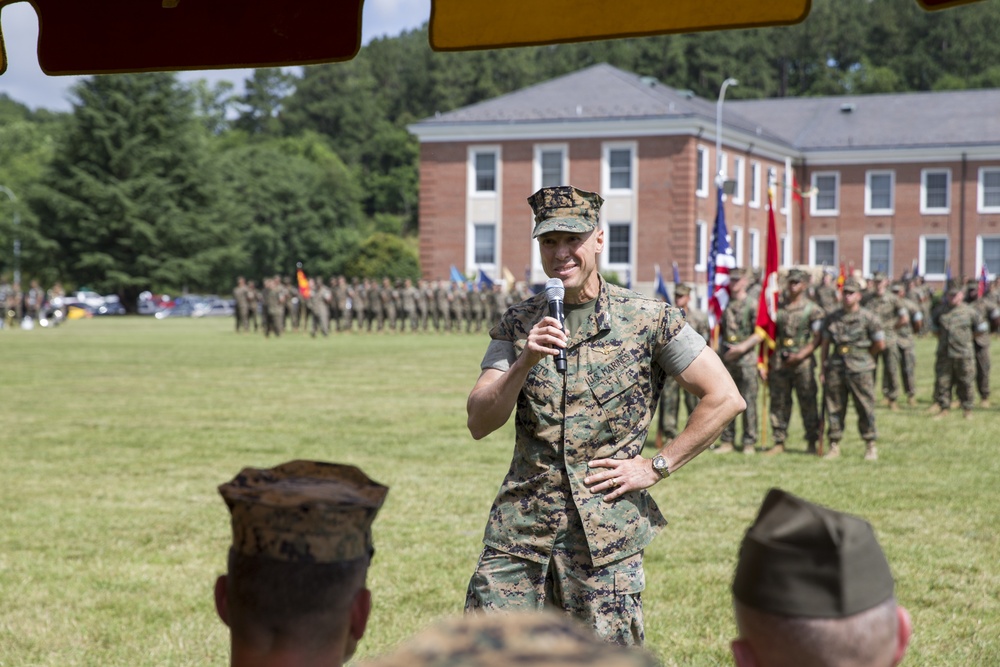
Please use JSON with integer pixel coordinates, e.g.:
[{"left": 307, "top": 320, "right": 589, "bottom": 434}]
[{"left": 411, "top": 63, "right": 1000, "bottom": 155}]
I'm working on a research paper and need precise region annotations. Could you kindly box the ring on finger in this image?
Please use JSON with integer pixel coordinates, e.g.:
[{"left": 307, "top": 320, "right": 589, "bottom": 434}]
[{"left": 609, "top": 477, "right": 618, "bottom": 487}]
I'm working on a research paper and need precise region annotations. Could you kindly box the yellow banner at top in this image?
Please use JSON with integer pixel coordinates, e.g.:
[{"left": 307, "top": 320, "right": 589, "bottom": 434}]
[{"left": 430, "top": 0, "right": 811, "bottom": 51}]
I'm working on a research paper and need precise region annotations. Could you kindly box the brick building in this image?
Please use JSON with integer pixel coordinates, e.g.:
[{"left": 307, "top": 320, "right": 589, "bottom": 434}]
[{"left": 408, "top": 63, "right": 1000, "bottom": 297}]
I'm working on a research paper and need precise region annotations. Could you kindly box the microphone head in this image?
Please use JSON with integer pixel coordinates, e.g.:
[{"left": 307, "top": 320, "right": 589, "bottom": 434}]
[{"left": 544, "top": 278, "right": 565, "bottom": 302}]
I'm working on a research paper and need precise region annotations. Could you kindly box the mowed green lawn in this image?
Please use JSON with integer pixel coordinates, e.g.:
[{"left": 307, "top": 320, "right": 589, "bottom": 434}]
[{"left": 1, "top": 316, "right": 997, "bottom": 666}]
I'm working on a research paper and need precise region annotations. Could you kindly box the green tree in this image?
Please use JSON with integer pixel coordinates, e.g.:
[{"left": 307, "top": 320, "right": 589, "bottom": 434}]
[
  {"left": 342, "top": 232, "right": 420, "bottom": 281},
  {"left": 30, "top": 73, "right": 234, "bottom": 307}
]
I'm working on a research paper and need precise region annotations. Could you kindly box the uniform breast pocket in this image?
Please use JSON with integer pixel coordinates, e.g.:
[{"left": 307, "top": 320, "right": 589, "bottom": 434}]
[{"left": 587, "top": 367, "right": 647, "bottom": 445}]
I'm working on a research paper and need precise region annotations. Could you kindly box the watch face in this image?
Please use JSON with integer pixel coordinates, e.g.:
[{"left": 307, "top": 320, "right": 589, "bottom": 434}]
[{"left": 653, "top": 456, "right": 668, "bottom": 474}]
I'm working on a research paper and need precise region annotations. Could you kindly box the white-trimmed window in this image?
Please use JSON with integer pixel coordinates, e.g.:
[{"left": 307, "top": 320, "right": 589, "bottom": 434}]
[
  {"left": 749, "top": 228, "right": 761, "bottom": 269},
  {"left": 696, "top": 146, "right": 710, "bottom": 198},
  {"left": 811, "top": 172, "right": 839, "bottom": 215},
  {"left": 603, "top": 143, "right": 635, "bottom": 192},
  {"left": 473, "top": 224, "right": 496, "bottom": 265},
  {"left": 695, "top": 220, "right": 708, "bottom": 271},
  {"left": 810, "top": 237, "right": 837, "bottom": 268},
  {"left": 780, "top": 234, "right": 790, "bottom": 267},
  {"left": 781, "top": 168, "right": 791, "bottom": 214},
  {"left": 864, "top": 235, "right": 893, "bottom": 277},
  {"left": 978, "top": 236, "right": 1000, "bottom": 279},
  {"left": 920, "top": 236, "right": 949, "bottom": 280},
  {"left": 605, "top": 222, "right": 632, "bottom": 271},
  {"left": 749, "top": 161, "right": 761, "bottom": 209},
  {"left": 732, "top": 157, "right": 745, "bottom": 205},
  {"left": 535, "top": 145, "right": 567, "bottom": 189},
  {"left": 921, "top": 168, "right": 951, "bottom": 214},
  {"left": 866, "top": 170, "right": 895, "bottom": 215},
  {"left": 470, "top": 147, "right": 499, "bottom": 194},
  {"left": 979, "top": 167, "right": 1000, "bottom": 213},
  {"left": 733, "top": 226, "right": 744, "bottom": 267}
]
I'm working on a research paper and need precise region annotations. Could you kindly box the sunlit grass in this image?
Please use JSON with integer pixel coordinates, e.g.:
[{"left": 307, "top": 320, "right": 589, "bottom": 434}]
[{"left": 1, "top": 317, "right": 997, "bottom": 665}]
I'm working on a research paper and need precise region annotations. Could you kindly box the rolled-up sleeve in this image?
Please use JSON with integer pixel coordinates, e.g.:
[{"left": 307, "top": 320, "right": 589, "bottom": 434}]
[
  {"left": 481, "top": 339, "right": 517, "bottom": 372},
  {"left": 656, "top": 324, "right": 707, "bottom": 376}
]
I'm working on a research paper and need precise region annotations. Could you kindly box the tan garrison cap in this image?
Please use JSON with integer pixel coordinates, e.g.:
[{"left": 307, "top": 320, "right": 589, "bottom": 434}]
[
  {"left": 219, "top": 460, "right": 388, "bottom": 563},
  {"left": 674, "top": 283, "right": 692, "bottom": 297},
  {"left": 733, "top": 488, "right": 895, "bottom": 619},
  {"left": 842, "top": 277, "right": 863, "bottom": 293},
  {"left": 357, "top": 611, "right": 659, "bottom": 667},
  {"left": 528, "top": 186, "right": 604, "bottom": 238}
]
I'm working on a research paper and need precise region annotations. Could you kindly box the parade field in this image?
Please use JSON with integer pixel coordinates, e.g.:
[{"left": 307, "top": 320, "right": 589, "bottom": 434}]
[{"left": 2, "top": 316, "right": 998, "bottom": 666}]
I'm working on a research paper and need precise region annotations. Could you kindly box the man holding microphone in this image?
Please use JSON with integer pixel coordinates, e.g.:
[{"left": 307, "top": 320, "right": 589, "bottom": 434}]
[{"left": 465, "top": 185, "right": 744, "bottom": 645}]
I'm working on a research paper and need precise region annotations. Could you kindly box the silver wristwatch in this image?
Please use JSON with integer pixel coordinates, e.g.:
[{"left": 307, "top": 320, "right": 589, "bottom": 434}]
[{"left": 652, "top": 454, "right": 671, "bottom": 478}]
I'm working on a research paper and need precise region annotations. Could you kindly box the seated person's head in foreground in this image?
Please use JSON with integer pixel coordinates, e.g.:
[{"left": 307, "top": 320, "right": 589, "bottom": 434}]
[
  {"left": 215, "top": 460, "right": 389, "bottom": 667},
  {"left": 731, "top": 488, "right": 911, "bottom": 667},
  {"left": 357, "top": 610, "right": 659, "bottom": 667}
]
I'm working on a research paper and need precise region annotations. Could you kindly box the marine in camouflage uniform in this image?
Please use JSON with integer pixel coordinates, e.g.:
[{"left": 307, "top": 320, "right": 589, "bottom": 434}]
[
  {"left": 465, "top": 186, "right": 742, "bottom": 646},
  {"left": 819, "top": 278, "right": 885, "bottom": 460},
  {"left": 310, "top": 278, "right": 332, "bottom": 337},
  {"left": 813, "top": 270, "right": 840, "bottom": 314},
  {"left": 767, "top": 268, "right": 824, "bottom": 455},
  {"left": 233, "top": 276, "right": 249, "bottom": 333},
  {"left": 966, "top": 283, "right": 995, "bottom": 407},
  {"left": 891, "top": 282, "right": 921, "bottom": 405},
  {"left": 657, "top": 284, "right": 710, "bottom": 441},
  {"left": 717, "top": 267, "right": 761, "bottom": 454},
  {"left": 245, "top": 280, "right": 259, "bottom": 332},
  {"left": 931, "top": 287, "right": 987, "bottom": 418},
  {"left": 862, "top": 273, "right": 909, "bottom": 410}
]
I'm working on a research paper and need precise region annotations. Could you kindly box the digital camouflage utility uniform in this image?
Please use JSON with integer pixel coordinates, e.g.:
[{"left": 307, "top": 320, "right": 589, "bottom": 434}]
[
  {"left": 895, "top": 294, "right": 921, "bottom": 400},
  {"left": 466, "top": 277, "right": 705, "bottom": 646},
  {"left": 863, "top": 288, "right": 908, "bottom": 402},
  {"left": 968, "top": 292, "right": 995, "bottom": 402},
  {"left": 719, "top": 291, "right": 759, "bottom": 447},
  {"left": 821, "top": 306, "right": 884, "bottom": 443},
  {"left": 932, "top": 300, "right": 986, "bottom": 411},
  {"left": 769, "top": 296, "right": 824, "bottom": 446}
]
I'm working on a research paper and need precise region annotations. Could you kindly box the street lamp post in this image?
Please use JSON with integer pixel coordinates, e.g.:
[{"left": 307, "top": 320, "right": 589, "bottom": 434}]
[
  {"left": 715, "top": 78, "right": 739, "bottom": 190},
  {"left": 0, "top": 185, "right": 18, "bottom": 286}
]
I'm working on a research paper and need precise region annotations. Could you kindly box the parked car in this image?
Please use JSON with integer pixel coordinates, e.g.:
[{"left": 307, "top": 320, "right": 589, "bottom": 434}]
[
  {"left": 194, "top": 298, "right": 235, "bottom": 317},
  {"left": 95, "top": 295, "right": 126, "bottom": 316}
]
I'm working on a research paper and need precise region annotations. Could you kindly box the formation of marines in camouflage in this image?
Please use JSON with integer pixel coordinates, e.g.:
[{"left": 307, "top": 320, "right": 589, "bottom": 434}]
[{"left": 232, "top": 274, "right": 530, "bottom": 338}]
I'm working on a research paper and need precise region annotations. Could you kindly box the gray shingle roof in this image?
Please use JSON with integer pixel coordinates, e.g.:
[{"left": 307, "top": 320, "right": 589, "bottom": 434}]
[{"left": 413, "top": 63, "right": 1000, "bottom": 152}]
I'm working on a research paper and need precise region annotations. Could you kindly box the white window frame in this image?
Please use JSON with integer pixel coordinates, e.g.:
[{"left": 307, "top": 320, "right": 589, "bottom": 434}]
[
  {"left": 781, "top": 168, "right": 791, "bottom": 215},
  {"left": 865, "top": 169, "right": 895, "bottom": 215},
  {"left": 978, "top": 167, "right": 1000, "bottom": 214},
  {"left": 695, "top": 220, "right": 708, "bottom": 272},
  {"left": 468, "top": 145, "right": 500, "bottom": 196},
  {"left": 919, "top": 235, "right": 950, "bottom": 281},
  {"left": 696, "top": 145, "right": 710, "bottom": 199},
  {"left": 602, "top": 142, "right": 636, "bottom": 194},
  {"left": 780, "top": 234, "right": 790, "bottom": 268},
  {"left": 977, "top": 235, "right": 1000, "bottom": 280},
  {"left": 472, "top": 223, "right": 497, "bottom": 268},
  {"left": 732, "top": 157, "right": 745, "bottom": 205},
  {"left": 864, "top": 235, "right": 894, "bottom": 278},
  {"left": 749, "top": 161, "right": 761, "bottom": 209},
  {"left": 809, "top": 236, "right": 838, "bottom": 268},
  {"left": 749, "top": 228, "right": 761, "bottom": 269},
  {"left": 811, "top": 171, "right": 840, "bottom": 216},
  {"left": 534, "top": 144, "right": 568, "bottom": 191},
  {"left": 603, "top": 221, "right": 633, "bottom": 276},
  {"left": 921, "top": 168, "right": 951, "bottom": 214},
  {"left": 733, "top": 226, "right": 744, "bottom": 267}
]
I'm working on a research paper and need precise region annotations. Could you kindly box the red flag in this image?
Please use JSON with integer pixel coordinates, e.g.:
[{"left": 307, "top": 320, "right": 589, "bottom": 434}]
[
  {"left": 792, "top": 174, "right": 804, "bottom": 218},
  {"left": 979, "top": 263, "right": 989, "bottom": 299},
  {"left": 755, "top": 191, "right": 779, "bottom": 370},
  {"left": 296, "top": 265, "right": 311, "bottom": 299}
]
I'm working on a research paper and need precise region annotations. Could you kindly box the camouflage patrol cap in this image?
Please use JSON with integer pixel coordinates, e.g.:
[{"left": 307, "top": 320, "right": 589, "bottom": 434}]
[
  {"left": 219, "top": 460, "right": 388, "bottom": 563},
  {"left": 357, "top": 611, "right": 659, "bottom": 667},
  {"left": 674, "top": 283, "right": 692, "bottom": 297},
  {"left": 842, "top": 277, "right": 863, "bottom": 294},
  {"left": 890, "top": 281, "right": 906, "bottom": 293},
  {"left": 872, "top": 271, "right": 888, "bottom": 282},
  {"left": 786, "top": 268, "right": 809, "bottom": 283},
  {"left": 730, "top": 266, "right": 752, "bottom": 281},
  {"left": 733, "top": 488, "right": 895, "bottom": 619},
  {"left": 528, "top": 186, "right": 604, "bottom": 238}
]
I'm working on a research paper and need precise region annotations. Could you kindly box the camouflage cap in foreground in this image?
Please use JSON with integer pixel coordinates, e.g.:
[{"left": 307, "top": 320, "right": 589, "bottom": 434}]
[
  {"left": 357, "top": 611, "right": 658, "bottom": 667},
  {"left": 842, "top": 277, "right": 863, "bottom": 293},
  {"left": 733, "top": 488, "right": 895, "bottom": 619},
  {"left": 528, "top": 186, "right": 604, "bottom": 238},
  {"left": 219, "top": 460, "right": 388, "bottom": 563}
]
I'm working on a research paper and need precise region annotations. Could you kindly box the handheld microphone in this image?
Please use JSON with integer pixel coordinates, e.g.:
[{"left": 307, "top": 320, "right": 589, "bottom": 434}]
[{"left": 544, "top": 278, "right": 567, "bottom": 373}]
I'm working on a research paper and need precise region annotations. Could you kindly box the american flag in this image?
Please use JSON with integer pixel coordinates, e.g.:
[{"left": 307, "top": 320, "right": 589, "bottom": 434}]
[{"left": 707, "top": 188, "right": 735, "bottom": 331}]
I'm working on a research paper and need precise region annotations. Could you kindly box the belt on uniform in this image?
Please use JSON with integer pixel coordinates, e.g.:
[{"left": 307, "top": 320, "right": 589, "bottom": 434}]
[
  {"left": 726, "top": 335, "right": 739, "bottom": 343},
  {"left": 834, "top": 344, "right": 867, "bottom": 355},
  {"left": 780, "top": 338, "right": 801, "bottom": 349}
]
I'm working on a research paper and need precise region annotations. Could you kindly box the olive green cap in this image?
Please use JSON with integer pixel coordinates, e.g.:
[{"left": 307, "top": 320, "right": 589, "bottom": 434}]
[
  {"left": 357, "top": 611, "right": 659, "bottom": 667},
  {"left": 528, "top": 186, "right": 604, "bottom": 238},
  {"left": 733, "top": 488, "right": 895, "bottom": 619},
  {"left": 219, "top": 460, "right": 388, "bottom": 564},
  {"left": 842, "top": 278, "right": 863, "bottom": 294},
  {"left": 786, "top": 268, "right": 809, "bottom": 283},
  {"left": 674, "top": 283, "right": 692, "bottom": 297}
]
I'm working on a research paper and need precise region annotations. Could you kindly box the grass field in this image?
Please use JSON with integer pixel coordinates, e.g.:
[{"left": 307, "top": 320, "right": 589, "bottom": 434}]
[{"left": 1, "top": 316, "right": 998, "bottom": 666}]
